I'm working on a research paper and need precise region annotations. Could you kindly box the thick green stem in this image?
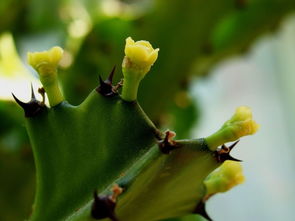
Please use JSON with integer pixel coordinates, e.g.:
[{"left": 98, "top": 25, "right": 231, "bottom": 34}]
[
  {"left": 39, "top": 70, "right": 64, "bottom": 106},
  {"left": 121, "top": 71, "right": 142, "bottom": 102},
  {"left": 205, "top": 129, "right": 230, "bottom": 151}
]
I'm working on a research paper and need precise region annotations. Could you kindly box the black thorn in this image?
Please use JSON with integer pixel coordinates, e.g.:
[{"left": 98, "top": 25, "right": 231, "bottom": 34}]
[
  {"left": 12, "top": 88, "right": 46, "bottom": 118},
  {"left": 214, "top": 141, "right": 242, "bottom": 163},
  {"left": 228, "top": 140, "right": 240, "bottom": 151},
  {"left": 30, "top": 83, "right": 36, "bottom": 99},
  {"left": 107, "top": 66, "right": 116, "bottom": 84},
  {"left": 96, "top": 67, "right": 118, "bottom": 97},
  {"left": 12, "top": 93, "right": 27, "bottom": 108},
  {"left": 97, "top": 75, "right": 114, "bottom": 97},
  {"left": 194, "top": 201, "right": 213, "bottom": 221},
  {"left": 91, "top": 190, "right": 118, "bottom": 221},
  {"left": 224, "top": 154, "right": 242, "bottom": 162}
]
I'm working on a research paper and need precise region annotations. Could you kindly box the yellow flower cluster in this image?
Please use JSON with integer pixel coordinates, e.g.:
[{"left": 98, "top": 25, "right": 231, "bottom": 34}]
[
  {"left": 27, "top": 46, "right": 64, "bottom": 106},
  {"left": 222, "top": 106, "right": 260, "bottom": 138},
  {"left": 121, "top": 37, "right": 159, "bottom": 101},
  {"left": 27, "top": 46, "right": 63, "bottom": 76},
  {"left": 124, "top": 37, "right": 159, "bottom": 69},
  {"left": 204, "top": 161, "right": 245, "bottom": 196}
]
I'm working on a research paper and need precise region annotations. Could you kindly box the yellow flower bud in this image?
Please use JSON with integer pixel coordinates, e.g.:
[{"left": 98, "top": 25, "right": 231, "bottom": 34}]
[
  {"left": 27, "top": 46, "right": 64, "bottom": 106},
  {"left": 204, "top": 161, "right": 245, "bottom": 197},
  {"left": 205, "top": 106, "right": 259, "bottom": 151},
  {"left": 27, "top": 46, "right": 63, "bottom": 76},
  {"left": 124, "top": 37, "right": 159, "bottom": 70},
  {"left": 222, "top": 106, "right": 259, "bottom": 137},
  {"left": 121, "top": 37, "right": 159, "bottom": 101}
]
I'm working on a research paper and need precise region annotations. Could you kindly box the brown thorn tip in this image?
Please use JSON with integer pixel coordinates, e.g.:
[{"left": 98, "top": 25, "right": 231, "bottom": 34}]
[
  {"left": 158, "top": 130, "right": 178, "bottom": 154},
  {"left": 38, "top": 87, "right": 46, "bottom": 105},
  {"left": 110, "top": 184, "right": 123, "bottom": 203}
]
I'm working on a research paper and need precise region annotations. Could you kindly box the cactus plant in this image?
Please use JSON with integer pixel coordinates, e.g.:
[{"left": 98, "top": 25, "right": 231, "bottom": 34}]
[
  {"left": 3, "top": 0, "right": 295, "bottom": 220},
  {"left": 12, "top": 37, "right": 258, "bottom": 221}
]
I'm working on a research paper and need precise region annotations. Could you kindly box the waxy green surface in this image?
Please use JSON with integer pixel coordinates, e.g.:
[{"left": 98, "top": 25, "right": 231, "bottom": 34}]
[
  {"left": 66, "top": 139, "right": 221, "bottom": 221},
  {"left": 26, "top": 91, "right": 158, "bottom": 221},
  {"left": 24, "top": 84, "right": 243, "bottom": 221}
]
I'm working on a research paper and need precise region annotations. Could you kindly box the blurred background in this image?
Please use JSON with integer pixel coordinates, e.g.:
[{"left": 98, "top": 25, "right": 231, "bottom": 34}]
[{"left": 0, "top": 0, "right": 295, "bottom": 220}]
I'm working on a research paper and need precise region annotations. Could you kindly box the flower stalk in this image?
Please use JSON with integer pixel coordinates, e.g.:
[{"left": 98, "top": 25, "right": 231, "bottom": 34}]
[{"left": 27, "top": 46, "right": 64, "bottom": 106}]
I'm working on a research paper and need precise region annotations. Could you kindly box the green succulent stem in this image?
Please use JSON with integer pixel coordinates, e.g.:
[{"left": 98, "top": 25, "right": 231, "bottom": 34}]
[
  {"left": 65, "top": 138, "right": 220, "bottom": 221},
  {"left": 205, "top": 128, "right": 232, "bottom": 151},
  {"left": 38, "top": 68, "right": 64, "bottom": 107},
  {"left": 121, "top": 73, "right": 140, "bottom": 101},
  {"left": 121, "top": 67, "right": 145, "bottom": 102}
]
